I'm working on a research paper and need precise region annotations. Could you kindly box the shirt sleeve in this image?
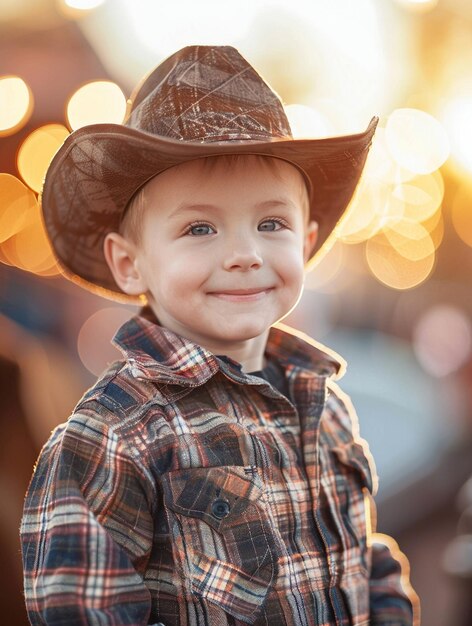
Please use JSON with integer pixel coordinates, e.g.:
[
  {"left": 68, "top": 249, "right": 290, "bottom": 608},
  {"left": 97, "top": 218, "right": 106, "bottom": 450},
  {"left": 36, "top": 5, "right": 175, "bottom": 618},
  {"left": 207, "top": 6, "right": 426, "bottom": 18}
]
[
  {"left": 326, "top": 382, "right": 419, "bottom": 625},
  {"left": 20, "top": 412, "right": 155, "bottom": 626},
  {"left": 369, "top": 531, "right": 420, "bottom": 625}
]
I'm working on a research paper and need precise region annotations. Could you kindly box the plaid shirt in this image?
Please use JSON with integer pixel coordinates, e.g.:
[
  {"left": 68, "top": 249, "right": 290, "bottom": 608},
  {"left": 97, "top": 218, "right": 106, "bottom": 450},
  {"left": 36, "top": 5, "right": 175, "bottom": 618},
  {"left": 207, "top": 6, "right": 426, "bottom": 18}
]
[{"left": 21, "top": 311, "right": 417, "bottom": 626}]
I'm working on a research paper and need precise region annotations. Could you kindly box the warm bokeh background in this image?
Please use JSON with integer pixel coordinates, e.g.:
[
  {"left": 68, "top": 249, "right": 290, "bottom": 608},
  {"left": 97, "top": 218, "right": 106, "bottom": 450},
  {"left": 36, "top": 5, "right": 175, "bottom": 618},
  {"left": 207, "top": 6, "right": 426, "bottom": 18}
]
[{"left": 1, "top": 0, "right": 472, "bottom": 624}]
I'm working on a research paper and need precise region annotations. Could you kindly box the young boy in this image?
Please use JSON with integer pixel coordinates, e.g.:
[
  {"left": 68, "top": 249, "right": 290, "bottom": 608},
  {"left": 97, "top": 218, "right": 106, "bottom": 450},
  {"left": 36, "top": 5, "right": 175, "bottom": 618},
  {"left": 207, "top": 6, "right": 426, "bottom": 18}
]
[{"left": 21, "top": 45, "right": 418, "bottom": 625}]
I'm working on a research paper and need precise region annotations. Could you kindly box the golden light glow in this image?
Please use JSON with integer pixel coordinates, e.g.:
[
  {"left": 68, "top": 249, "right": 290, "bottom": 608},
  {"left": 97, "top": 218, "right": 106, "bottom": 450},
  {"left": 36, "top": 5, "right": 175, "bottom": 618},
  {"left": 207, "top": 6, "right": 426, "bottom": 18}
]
[
  {"left": 122, "top": 0, "right": 257, "bottom": 58},
  {"left": 17, "top": 124, "right": 69, "bottom": 192},
  {"left": 423, "top": 209, "right": 444, "bottom": 250},
  {"left": 338, "top": 117, "right": 446, "bottom": 271},
  {"left": 66, "top": 81, "right": 127, "bottom": 130},
  {"left": 0, "top": 236, "right": 16, "bottom": 267},
  {"left": 0, "top": 174, "right": 37, "bottom": 243},
  {"left": 64, "top": 0, "right": 105, "bottom": 9},
  {"left": 365, "top": 127, "right": 416, "bottom": 185},
  {"left": 395, "top": 0, "right": 438, "bottom": 12},
  {"left": 392, "top": 170, "right": 443, "bottom": 223},
  {"left": 413, "top": 305, "right": 472, "bottom": 377},
  {"left": 441, "top": 96, "right": 472, "bottom": 173},
  {"left": 304, "top": 241, "right": 344, "bottom": 290},
  {"left": 385, "top": 108, "right": 450, "bottom": 175},
  {"left": 365, "top": 233, "right": 435, "bottom": 289},
  {"left": 451, "top": 182, "right": 472, "bottom": 248},
  {"left": 383, "top": 220, "right": 435, "bottom": 262},
  {"left": 13, "top": 212, "right": 58, "bottom": 275},
  {"left": 77, "top": 307, "right": 134, "bottom": 376},
  {"left": 0, "top": 76, "right": 33, "bottom": 136},
  {"left": 284, "top": 104, "right": 330, "bottom": 138},
  {"left": 338, "top": 127, "right": 413, "bottom": 246},
  {"left": 0, "top": 191, "right": 59, "bottom": 276},
  {"left": 337, "top": 177, "right": 399, "bottom": 244}
]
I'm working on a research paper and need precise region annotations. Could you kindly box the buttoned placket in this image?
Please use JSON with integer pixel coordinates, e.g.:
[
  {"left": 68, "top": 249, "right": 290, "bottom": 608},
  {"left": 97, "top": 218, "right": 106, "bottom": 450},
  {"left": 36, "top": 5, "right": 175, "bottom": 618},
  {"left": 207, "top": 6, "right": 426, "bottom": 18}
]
[{"left": 220, "top": 359, "right": 345, "bottom": 622}]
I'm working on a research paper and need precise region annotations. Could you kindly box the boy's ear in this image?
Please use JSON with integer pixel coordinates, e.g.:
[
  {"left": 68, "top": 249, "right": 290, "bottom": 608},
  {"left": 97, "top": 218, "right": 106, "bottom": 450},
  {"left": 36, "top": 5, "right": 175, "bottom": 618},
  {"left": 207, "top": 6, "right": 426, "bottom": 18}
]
[
  {"left": 303, "top": 220, "right": 319, "bottom": 263},
  {"left": 103, "top": 232, "right": 147, "bottom": 296}
]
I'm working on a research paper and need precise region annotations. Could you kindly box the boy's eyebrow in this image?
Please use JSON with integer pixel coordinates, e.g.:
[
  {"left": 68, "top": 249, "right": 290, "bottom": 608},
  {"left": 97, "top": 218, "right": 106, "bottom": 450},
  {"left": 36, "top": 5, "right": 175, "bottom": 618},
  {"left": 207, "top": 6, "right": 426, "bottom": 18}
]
[
  {"left": 256, "top": 199, "right": 299, "bottom": 211},
  {"left": 169, "top": 198, "right": 299, "bottom": 218}
]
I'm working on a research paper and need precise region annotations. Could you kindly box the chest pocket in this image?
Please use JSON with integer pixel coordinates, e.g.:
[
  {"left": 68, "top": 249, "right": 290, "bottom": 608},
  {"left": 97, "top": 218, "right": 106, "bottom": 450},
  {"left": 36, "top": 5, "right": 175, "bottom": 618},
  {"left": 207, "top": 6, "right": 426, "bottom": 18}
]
[{"left": 161, "top": 465, "right": 279, "bottom": 624}]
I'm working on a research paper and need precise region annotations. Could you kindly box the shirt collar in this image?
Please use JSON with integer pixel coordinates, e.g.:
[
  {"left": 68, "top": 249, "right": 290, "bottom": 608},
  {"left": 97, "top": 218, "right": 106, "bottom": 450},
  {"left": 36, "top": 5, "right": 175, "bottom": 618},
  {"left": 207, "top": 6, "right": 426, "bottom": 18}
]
[
  {"left": 112, "top": 307, "right": 345, "bottom": 388},
  {"left": 112, "top": 308, "right": 220, "bottom": 388},
  {"left": 266, "top": 321, "right": 346, "bottom": 380}
]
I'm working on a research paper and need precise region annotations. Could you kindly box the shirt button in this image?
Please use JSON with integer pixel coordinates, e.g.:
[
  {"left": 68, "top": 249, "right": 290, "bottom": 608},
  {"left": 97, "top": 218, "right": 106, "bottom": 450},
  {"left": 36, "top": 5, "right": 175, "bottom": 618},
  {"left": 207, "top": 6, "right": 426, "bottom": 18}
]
[{"left": 211, "top": 498, "right": 231, "bottom": 519}]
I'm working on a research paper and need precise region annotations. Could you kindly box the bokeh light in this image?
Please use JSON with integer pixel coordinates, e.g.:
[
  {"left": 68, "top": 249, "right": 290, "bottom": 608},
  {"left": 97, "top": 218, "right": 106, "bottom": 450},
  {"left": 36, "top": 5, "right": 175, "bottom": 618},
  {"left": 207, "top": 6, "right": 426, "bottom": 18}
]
[
  {"left": 11, "top": 211, "right": 59, "bottom": 276},
  {"left": 383, "top": 220, "right": 435, "bottom": 262},
  {"left": 413, "top": 305, "right": 472, "bottom": 377},
  {"left": 395, "top": 0, "right": 439, "bottom": 12},
  {"left": 441, "top": 96, "right": 472, "bottom": 174},
  {"left": 451, "top": 182, "right": 472, "bottom": 248},
  {"left": 0, "top": 177, "right": 60, "bottom": 277},
  {"left": 423, "top": 209, "right": 444, "bottom": 250},
  {"left": 17, "top": 124, "right": 69, "bottom": 192},
  {"left": 365, "top": 232, "right": 435, "bottom": 289},
  {"left": 285, "top": 104, "right": 330, "bottom": 138},
  {"left": 337, "top": 176, "right": 399, "bottom": 244},
  {"left": 77, "top": 307, "right": 135, "bottom": 376},
  {"left": 0, "top": 174, "right": 37, "bottom": 244},
  {"left": 0, "top": 76, "right": 33, "bottom": 136},
  {"left": 442, "top": 536, "right": 472, "bottom": 578},
  {"left": 122, "top": 0, "right": 256, "bottom": 57},
  {"left": 64, "top": 0, "right": 105, "bottom": 8},
  {"left": 364, "top": 127, "right": 414, "bottom": 185},
  {"left": 66, "top": 81, "right": 127, "bottom": 130},
  {"left": 385, "top": 108, "right": 450, "bottom": 175},
  {"left": 337, "top": 117, "right": 446, "bottom": 266},
  {"left": 395, "top": 170, "right": 444, "bottom": 222}
]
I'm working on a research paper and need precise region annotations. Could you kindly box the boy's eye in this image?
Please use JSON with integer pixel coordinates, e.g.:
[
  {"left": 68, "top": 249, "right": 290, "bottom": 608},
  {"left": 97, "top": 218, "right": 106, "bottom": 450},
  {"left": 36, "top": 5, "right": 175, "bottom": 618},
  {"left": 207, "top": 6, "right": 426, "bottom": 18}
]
[
  {"left": 259, "top": 218, "right": 287, "bottom": 231},
  {"left": 186, "top": 222, "right": 215, "bottom": 236}
]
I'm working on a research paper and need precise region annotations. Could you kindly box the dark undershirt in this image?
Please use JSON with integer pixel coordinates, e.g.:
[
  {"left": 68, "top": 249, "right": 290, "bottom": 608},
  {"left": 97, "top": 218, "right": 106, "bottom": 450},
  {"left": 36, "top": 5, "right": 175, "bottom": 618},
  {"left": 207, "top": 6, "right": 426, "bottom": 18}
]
[
  {"left": 217, "top": 355, "right": 290, "bottom": 399},
  {"left": 249, "top": 360, "right": 290, "bottom": 399}
]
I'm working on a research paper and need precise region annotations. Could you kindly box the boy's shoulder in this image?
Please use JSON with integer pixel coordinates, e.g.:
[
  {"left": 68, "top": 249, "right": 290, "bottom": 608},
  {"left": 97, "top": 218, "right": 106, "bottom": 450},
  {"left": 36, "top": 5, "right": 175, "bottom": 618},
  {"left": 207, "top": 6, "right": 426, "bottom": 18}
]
[
  {"left": 44, "top": 357, "right": 158, "bottom": 450},
  {"left": 78, "top": 357, "right": 149, "bottom": 416},
  {"left": 73, "top": 310, "right": 210, "bottom": 422}
]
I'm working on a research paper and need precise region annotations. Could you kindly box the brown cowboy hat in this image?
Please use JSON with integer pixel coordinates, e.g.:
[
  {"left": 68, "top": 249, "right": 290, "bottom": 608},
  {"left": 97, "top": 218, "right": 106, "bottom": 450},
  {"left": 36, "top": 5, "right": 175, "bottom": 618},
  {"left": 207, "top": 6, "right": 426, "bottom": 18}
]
[{"left": 41, "top": 44, "right": 378, "bottom": 302}]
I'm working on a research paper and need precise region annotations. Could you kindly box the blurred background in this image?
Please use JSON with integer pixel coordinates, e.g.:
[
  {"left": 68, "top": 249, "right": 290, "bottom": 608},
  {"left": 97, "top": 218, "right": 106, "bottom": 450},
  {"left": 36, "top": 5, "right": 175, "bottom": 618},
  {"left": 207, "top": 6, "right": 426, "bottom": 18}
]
[{"left": 1, "top": 0, "right": 472, "bottom": 624}]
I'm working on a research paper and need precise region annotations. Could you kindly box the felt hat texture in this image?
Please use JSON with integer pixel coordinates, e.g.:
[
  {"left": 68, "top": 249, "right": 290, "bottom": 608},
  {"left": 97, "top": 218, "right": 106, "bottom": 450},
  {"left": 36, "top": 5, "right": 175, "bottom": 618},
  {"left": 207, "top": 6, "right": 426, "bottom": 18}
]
[{"left": 41, "top": 44, "right": 378, "bottom": 300}]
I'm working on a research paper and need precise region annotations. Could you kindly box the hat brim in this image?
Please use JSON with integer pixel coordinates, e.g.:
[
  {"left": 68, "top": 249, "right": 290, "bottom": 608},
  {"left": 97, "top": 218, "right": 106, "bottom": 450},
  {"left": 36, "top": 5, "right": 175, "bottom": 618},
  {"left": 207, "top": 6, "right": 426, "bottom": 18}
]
[{"left": 41, "top": 116, "right": 378, "bottom": 303}]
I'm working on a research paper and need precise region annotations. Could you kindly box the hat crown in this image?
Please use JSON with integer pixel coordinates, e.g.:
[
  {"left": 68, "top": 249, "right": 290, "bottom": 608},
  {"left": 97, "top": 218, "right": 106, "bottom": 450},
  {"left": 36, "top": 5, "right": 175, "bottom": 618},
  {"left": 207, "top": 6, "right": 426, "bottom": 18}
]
[
  {"left": 125, "top": 45, "right": 292, "bottom": 143},
  {"left": 41, "top": 43, "right": 378, "bottom": 300}
]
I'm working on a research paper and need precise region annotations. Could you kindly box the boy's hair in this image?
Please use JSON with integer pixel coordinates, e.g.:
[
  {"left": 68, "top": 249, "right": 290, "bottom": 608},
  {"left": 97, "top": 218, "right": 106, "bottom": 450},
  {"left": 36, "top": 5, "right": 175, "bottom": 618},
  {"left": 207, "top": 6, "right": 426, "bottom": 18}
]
[{"left": 119, "top": 154, "right": 311, "bottom": 244}]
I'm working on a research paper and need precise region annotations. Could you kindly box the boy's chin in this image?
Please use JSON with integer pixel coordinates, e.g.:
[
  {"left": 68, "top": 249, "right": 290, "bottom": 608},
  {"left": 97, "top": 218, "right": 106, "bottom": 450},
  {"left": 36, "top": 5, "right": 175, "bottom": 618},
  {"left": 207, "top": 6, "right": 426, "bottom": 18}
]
[{"left": 207, "top": 323, "right": 272, "bottom": 344}]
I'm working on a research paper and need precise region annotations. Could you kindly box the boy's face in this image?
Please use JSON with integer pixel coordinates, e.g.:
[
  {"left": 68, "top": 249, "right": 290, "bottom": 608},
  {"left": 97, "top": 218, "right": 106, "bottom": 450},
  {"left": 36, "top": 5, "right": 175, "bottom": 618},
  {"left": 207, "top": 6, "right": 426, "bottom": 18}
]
[{"left": 106, "top": 156, "right": 318, "bottom": 355}]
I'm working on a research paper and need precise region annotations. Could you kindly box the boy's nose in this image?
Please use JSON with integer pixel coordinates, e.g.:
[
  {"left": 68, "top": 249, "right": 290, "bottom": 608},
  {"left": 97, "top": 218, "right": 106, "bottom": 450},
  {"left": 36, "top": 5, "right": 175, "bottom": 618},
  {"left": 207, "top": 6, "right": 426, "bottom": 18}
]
[{"left": 222, "top": 239, "right": 263, "bottom": 271}]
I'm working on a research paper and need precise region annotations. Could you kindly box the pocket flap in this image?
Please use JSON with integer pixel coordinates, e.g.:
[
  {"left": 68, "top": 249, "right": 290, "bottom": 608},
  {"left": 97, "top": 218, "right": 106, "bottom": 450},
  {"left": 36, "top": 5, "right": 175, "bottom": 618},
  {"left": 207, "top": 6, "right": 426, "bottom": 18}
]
[
  {"left": 162, "top": 466, "right": 263, "bottom": 532},
  {"left": 161, "top": 466, "right": 278, "bottom": 623}
]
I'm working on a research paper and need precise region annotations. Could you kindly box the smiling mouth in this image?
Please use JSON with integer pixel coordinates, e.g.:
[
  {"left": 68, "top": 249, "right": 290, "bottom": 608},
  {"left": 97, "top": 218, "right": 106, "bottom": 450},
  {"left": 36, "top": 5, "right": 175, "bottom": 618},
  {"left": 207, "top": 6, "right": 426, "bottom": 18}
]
[{"left": 209, "top": 288, "right": 273, "bottom": 301}]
